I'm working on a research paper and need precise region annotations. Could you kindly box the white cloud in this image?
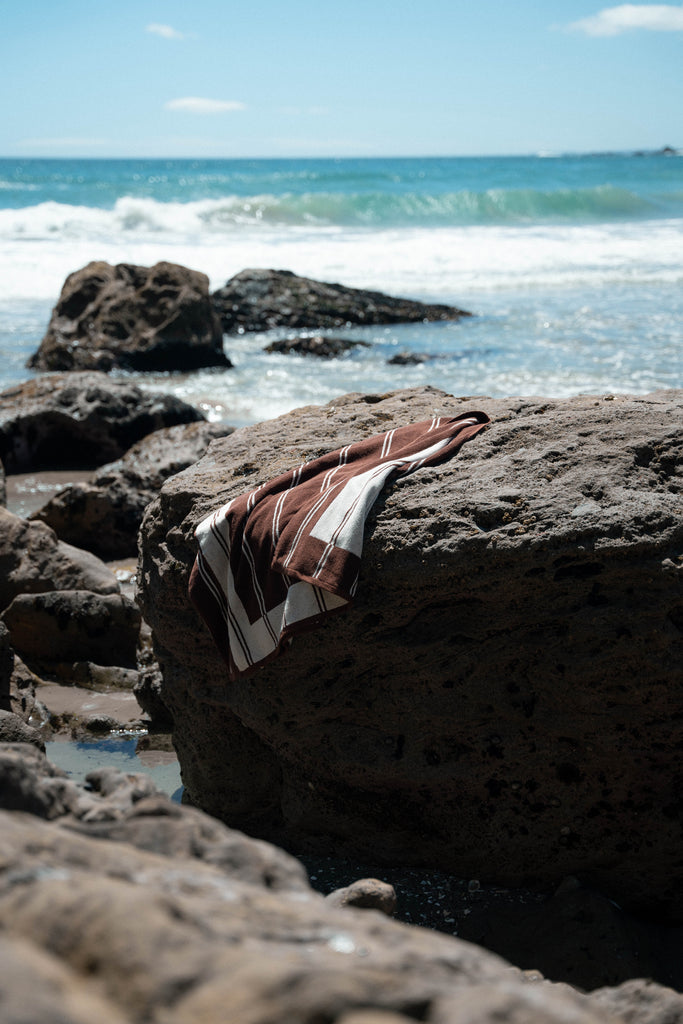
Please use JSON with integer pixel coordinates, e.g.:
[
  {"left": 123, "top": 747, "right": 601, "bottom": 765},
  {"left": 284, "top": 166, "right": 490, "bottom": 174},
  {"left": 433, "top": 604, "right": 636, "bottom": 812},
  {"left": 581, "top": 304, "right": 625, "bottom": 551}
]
[
  {"left": 165, "top": 97, "right": 247, "bottom": 114},
  {"left": 568, "top": 3, "right": 683, "bottom": 35},
  {"left": 147, "top": 23, "right": 185, "bottom": 40}
]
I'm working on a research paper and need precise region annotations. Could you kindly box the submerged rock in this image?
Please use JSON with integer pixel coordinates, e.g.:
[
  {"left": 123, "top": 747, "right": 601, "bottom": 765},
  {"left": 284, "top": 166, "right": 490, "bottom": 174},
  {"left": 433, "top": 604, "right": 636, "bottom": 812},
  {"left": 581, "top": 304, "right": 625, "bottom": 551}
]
[
  {"left": 138, "top": 386, "right": 683, "bottom": 921},
  {"left": 28, "top": 260, "right": 231, "bottom": 372},
  {"left": 0, "top": 373, "right": 205, "bottom": 473},
  {"left": 212, "top": 268, "right": 472, "bottom": 332}
]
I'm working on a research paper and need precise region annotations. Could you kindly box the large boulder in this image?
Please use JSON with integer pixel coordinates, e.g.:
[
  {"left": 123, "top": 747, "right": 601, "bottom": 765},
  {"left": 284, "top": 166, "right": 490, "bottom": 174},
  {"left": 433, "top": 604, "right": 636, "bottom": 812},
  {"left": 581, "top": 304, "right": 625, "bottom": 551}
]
[
  {"left": 32, "top": 420, "right": 234, "bottom": 560},
  {"left": 1, "top": 743, "right": 681, "bottom": 1023},
  {"left": 27, "top": 261, "right": 231, "bottom": 372},
  {"left": 138, "top": 386, "right": 683, "bottom": 921},
  {"left": 0, "top": 373, "right": 206, "bottom": 473},
  {"left": 212, "top": 268, "right": 472, "bottom": 332}
]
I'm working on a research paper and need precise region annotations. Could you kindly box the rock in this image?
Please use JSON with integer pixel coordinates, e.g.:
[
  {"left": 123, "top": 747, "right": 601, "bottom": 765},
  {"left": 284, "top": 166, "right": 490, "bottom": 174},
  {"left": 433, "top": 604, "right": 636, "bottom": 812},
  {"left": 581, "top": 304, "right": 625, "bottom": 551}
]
[
  {"left": 0, "top": 507, "right": 119, "bottom": 614},
  {"left": 138, "top": 386, "right": 683, "bottom": 921},
  {"left": 326, "top": 878, "right": 398, "bottom": 916},
  {"left": 1, "top": 590, "right": 141, "bottom": 672},
  {"left": 0, "top": 456, "right": 5, "bottom": 506},
  {"left": 32, "top": 420, "right": 234, "bottom": 560},
  {"left": 388, "top": 350, "right": 433, "bottom": 365},
  {"left": 70, "top": 662, "right": 139, "bottom": 691},
  {"left": 0, "top": 932, "right": 130, "bottom": 1024},
  {"left": 0, "top": 621, "right": 12, "bottom": 698},
  {"left": 133, "top": 662, "right": 173, "bottom": 730},
  {"left": 27, "top": 260, "right": 231, "bottom": 372},
  {"left": 265, "top": 335, "right": 371, "bottom": 357},
  {"left": 591, "top": 979, "right": 683, "bottom": 1023},
  {"left": 0, "top": 373, "right": 206, "bottom": 473},
  {"left": 212, "top": 268, "right": 472, "bottom": 332},
  {"left": 0, "top": 743, "right": 657, "bottom": 1024},
  {"left": 0, "top": 708, "right": 44, "bottom": 749}
]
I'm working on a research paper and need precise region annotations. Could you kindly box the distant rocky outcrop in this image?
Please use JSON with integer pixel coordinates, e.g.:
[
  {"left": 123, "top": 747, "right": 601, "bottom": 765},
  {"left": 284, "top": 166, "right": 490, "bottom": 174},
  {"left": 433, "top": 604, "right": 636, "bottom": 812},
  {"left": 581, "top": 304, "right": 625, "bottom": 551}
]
[
  {"left": 264, "top": 335, "right": 370, "bottom": 357},
  {"left": 212, "top": 268, "right": 472, "bottom": 332},
  {"left": 32, "top": 420, "right": 234, "bottom": 560},
  {"left": 0, "top": 373, "right": 206, "bottom": 473},
  {"left": 2, "top": 741, "right": 683, "bottom": 1023},
  {"left": 28, "top": 260, "right": 231, "bottom": 372},
  {"left": 138, "top": 386, "right": 683, "bottom": 921}
]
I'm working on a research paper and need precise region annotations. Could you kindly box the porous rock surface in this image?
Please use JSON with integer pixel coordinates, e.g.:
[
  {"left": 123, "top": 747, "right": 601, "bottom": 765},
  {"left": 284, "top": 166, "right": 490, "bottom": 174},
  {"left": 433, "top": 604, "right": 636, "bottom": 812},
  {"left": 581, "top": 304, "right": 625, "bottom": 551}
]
[
  {"left": 0, "top": 373, "right": 205, "bottom": 473},
  {"left": 1, "top": 742, "right": 681, "bottom": 1024},
  {"left": 32, "top": 420, "right": 234, "bottom": 560},
  {"left": 1, "top": 590, "right": 141, "bottom": 673},
  {"left": 28, "top": 260, "right": 231, "bottom": 372},
  {"left": 138, "top": 387, "right": 683, "bottom": 919},
  {"left": 212, "top": 268, "right": 471, "bottom": 332},
  {"left": 0, "top": 507, "right": 119, "bottom": 613}
]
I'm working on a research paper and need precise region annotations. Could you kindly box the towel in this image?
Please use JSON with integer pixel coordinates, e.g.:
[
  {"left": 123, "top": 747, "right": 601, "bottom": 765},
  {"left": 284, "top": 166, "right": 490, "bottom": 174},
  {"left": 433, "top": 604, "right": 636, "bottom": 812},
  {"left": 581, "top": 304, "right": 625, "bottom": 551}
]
[{"left": 189, "top": 411, "right": 489, "bottom": 679}]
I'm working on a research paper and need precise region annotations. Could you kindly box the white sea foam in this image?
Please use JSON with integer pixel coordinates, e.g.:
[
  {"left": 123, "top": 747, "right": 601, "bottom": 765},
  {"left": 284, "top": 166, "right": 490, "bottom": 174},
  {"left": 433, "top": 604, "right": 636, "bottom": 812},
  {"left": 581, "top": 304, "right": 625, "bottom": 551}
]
[{"left": 0, "top": 206, "right": 680, "bottom": 304}]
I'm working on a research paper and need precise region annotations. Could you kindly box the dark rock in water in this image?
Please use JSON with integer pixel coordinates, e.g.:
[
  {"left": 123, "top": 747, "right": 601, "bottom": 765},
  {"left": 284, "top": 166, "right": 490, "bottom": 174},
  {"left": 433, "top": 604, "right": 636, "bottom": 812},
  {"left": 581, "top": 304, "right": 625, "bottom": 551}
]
[
  {"left": 0, "top": 507, "right": 119, "bottom": 615},
  {"left": 138, "top": 386, "right": 683, "bottom": 922},
  {"left": 28, "top": 260, "right": 231, "bottom": 372},
  {"left": 4, "top": 742, "right": 677, "bottom": 1024},
  {"left": 0, "top": 373, "right": 205, "bottom": 473},
  {"left": 1, "top": 590, "right": 141, "bottom": 673},
  {"left": 212, "top": 268, "right": 471, "bottom": 332},
  {"left": 388, "top": 350, "right": 434, "bottom": 365},
  {"left": 265, "top": 334, "right": 370, "bottom": 358},
  {"left": 32, "top": 420, "right": 234, "bottom": 560}
]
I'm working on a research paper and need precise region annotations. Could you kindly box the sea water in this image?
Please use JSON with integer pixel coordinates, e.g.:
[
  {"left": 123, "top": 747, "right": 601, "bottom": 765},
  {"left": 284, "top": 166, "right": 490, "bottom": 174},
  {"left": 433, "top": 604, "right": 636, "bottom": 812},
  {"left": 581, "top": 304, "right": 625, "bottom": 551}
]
[{"left": 0, "top": 153, "right": 681, "bottom": 426}]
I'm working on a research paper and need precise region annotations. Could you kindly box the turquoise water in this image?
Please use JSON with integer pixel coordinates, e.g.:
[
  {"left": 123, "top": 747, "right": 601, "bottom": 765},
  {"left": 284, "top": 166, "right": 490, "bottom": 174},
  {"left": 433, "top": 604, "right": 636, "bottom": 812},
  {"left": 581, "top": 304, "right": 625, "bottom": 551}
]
[
  {"left": 0, "top": 153, "right": 681, "bottom": 422},
  {"left": 2, "top": 153, "right": 682, "bottom": 222}
]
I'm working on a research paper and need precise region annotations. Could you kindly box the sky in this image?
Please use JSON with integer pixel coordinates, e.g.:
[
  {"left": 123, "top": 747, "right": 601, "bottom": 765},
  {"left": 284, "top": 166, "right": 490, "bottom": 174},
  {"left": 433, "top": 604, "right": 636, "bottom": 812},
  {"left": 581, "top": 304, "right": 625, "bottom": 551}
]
[{"left": 1, "top": 0, "right": 681, "bottom": 158}]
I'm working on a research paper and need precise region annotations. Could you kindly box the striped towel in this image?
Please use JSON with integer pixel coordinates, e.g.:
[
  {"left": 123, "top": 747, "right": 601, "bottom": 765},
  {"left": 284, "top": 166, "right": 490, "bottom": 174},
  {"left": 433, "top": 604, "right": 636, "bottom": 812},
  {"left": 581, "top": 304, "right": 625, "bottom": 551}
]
[{"left": 188, "top": 412, "right": 489, "bottom": 679}]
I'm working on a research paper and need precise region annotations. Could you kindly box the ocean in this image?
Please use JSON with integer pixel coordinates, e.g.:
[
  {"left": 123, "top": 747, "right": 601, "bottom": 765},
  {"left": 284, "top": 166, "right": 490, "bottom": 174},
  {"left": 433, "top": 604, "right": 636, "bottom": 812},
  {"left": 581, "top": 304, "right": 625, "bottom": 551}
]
[{"left": 1, "top": 153, "right": 681, "bottom": 427}]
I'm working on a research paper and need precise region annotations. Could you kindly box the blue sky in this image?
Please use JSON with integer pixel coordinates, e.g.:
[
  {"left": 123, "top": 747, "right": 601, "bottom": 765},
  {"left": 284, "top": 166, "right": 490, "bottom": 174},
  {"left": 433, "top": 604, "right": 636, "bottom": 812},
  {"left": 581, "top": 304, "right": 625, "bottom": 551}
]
[{"left": 1, "top": 1, "right": 681, "bottom": 158}]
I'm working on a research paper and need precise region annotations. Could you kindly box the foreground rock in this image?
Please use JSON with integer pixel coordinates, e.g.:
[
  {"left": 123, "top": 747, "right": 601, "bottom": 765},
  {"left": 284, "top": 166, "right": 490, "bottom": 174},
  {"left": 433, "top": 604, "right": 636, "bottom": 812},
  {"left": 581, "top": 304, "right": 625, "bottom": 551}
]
[
  {"left": 138, "top": 386, "right": 683, "bottom": 921},
  {"left": 1, "top": 743, "right": 682, "bottom": 1023},
  {"left": 28, "top": 260, "right": 231, "bottom": 372},
  {"left": 0, "top": 373, "right": 205, "bottom": 473},
  {"left": 212, "top": 268, "right": 472, "bottom": 332},
  {"left": 32, "top": 420, "right": 234, "bottom": 560}
]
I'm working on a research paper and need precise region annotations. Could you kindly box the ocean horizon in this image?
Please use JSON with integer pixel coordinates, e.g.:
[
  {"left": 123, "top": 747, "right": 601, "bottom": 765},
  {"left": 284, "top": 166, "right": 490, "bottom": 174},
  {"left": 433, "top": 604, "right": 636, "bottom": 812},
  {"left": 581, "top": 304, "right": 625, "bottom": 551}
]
[{"left": 1, "top": 152, "right": 681, "bottom": 427}]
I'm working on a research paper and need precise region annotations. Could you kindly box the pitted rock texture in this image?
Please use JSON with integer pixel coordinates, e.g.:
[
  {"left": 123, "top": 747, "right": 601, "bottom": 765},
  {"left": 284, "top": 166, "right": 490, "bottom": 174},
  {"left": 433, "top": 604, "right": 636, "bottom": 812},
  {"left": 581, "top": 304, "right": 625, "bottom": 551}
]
[
  {"left": 212, "top": 268, "right": 471, "bottom": 332},
  {"left": 28, "top": 260, "right": 231, "bottom": 372},
  {"left": 2, "top": 743, "right": 681, "bottom": 1024},
  {"left": 0, "top": 507, "right": 119, "bottom": 614},
  {"left": 0, "top": 373, "right": 205, "bottom": 473},
  {"left": 138, "top": 387, "right": 683, "bottom": 920},
  {"left": 32, "top": 420, "right": 234, "bottom": 559}
]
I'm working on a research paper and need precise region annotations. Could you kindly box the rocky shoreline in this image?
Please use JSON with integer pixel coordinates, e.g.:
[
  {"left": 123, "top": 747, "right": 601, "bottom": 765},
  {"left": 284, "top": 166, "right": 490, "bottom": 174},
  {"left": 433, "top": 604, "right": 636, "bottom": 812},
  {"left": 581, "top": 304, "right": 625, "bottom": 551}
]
[{"left": 1, "top": 262, "right": 682, "bottom": 1021}]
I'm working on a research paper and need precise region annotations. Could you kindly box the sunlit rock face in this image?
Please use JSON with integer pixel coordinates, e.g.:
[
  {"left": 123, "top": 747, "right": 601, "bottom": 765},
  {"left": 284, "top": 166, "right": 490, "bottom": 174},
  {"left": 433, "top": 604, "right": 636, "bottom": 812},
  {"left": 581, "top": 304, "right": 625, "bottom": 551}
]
[{"left": 138, "top": 386, "right": 683, "bottom": 919}]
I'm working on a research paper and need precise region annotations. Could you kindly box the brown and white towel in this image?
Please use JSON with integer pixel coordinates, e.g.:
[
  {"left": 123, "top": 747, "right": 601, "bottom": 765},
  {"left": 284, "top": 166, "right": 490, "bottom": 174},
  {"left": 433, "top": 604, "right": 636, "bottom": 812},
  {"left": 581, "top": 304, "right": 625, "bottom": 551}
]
[{"left": 189, "top": 411, "right": 490, "bottom": 679}]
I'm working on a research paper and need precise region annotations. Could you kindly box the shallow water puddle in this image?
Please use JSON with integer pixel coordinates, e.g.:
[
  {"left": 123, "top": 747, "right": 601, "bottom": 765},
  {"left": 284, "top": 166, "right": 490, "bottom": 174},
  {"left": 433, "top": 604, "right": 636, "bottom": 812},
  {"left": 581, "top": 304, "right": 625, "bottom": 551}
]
[{"left": 46, "top": 735, "right": 183, "bottom": 802}]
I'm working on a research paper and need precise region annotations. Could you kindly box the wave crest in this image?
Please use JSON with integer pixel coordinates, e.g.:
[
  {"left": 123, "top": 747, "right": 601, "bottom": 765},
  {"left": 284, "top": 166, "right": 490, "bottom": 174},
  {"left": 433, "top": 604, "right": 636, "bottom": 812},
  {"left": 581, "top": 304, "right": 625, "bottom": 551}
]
[{"left": 0, "top": 183, "right": 674, "bottom": 241}]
